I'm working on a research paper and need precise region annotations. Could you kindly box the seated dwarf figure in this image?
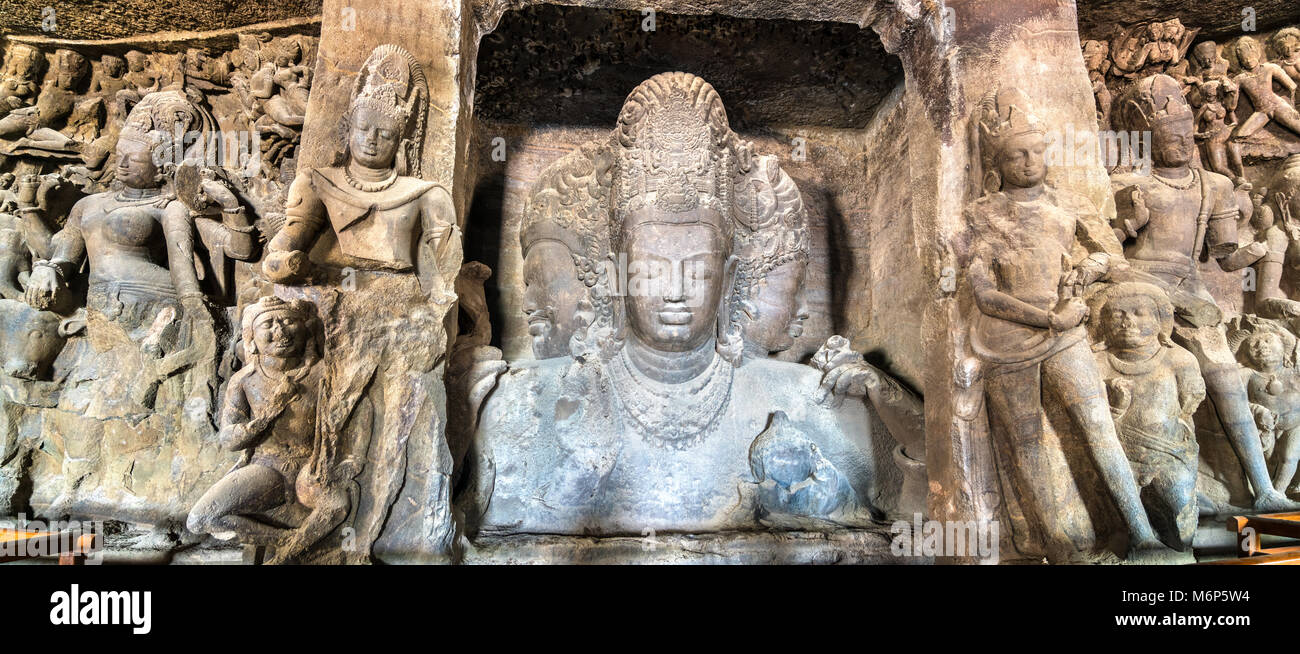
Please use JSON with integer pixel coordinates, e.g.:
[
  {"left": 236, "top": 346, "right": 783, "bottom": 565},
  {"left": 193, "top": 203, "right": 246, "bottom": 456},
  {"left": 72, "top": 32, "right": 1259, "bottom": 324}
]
[
  {"left": 1090, "top": 282, "right": 1206, "bottom": 550},
  {"left": 461, "top": 72, "right": 885, "bottom": 538},
  {"left": 187, "top": 296, "right": 324, "bottom": 545},
  {"left": 1230, "top": 320, "right": 1300, "bottom": 497}
]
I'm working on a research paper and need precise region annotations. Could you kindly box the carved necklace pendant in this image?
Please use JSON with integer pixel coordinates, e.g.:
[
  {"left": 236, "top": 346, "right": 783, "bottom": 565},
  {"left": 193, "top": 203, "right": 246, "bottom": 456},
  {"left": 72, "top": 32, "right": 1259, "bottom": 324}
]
[
  {"left": 1267, "top": 375, "right": 1284, "bottom": 395},
  {"left": 607, "top": 347, "right": 733, "bottom": 450}
]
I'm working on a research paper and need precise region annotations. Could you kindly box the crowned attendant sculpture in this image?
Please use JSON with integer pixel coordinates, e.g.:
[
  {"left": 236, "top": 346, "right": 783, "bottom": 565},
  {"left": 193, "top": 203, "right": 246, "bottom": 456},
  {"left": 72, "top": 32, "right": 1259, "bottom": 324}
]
[
  {"left": 261, "top": 44, "right": 462, "bottom": 563},
  {"left": 965, "top": 86, "right": 1167, "bottom": 561}
]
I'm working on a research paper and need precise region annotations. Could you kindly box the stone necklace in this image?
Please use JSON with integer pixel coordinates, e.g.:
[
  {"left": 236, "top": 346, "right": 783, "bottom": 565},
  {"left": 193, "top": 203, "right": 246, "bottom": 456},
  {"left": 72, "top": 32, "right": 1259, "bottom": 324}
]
[
  {"left": 1105, "top": 346, "right": 1166, "bottom": 377},
  {"left": 607, "top": 346, "right": 733, "bottom": 450},
  {"left": 112, "top": 187, "right": 172, "bottom": 207},
  {"left": 343, "top": 166, "right": 398, "bottom": 193},
  {"left": 1151, "top": 168, "right": 1198, "bottom": 190}
]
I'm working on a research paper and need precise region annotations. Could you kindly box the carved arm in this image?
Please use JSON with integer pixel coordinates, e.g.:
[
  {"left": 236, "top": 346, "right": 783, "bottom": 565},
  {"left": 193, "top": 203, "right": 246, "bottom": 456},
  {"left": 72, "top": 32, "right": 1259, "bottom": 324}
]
[{"left": 263, "top": 172, "right": 324, "bottom": 283}]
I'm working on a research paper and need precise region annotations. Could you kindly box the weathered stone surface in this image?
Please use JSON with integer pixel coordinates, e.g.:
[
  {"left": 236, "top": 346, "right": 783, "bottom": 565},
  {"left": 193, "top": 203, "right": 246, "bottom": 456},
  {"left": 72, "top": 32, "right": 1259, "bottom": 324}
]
[{"left": 5, "top": 0, "right": 1300, "bottom": 567}]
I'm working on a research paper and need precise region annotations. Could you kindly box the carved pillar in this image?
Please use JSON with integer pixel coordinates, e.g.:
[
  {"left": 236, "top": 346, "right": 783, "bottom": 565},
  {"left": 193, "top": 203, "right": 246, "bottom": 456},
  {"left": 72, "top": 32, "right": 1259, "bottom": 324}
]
[
  {"left": 875, "top": 0, "right": 1117, "bottom": 562},
  {"left": 288, "top": 0, "right": 480, "bottom": 563}
]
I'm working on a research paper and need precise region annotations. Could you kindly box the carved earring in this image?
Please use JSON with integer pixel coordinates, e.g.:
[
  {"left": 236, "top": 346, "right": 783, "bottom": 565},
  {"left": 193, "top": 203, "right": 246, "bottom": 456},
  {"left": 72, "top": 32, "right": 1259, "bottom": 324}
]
[
  {"left": 982, "top": 170, "right": 1002, "bottom": 195},
  {"left": 716, "top": 255, "right": 744, "bottom": 366}
]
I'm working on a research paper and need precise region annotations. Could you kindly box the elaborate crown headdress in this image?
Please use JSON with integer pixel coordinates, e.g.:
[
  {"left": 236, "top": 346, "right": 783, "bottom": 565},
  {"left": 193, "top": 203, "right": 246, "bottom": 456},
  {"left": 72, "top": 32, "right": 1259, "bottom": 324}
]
[
  {"left": 342, "top": 44, "right": 427, "bottom": 177},
  {"left": 117, "top": 88, "right": 219, "bottom": 168},
  {"left": 611, "top": 72, "right": 748, "bottom": 252},
  {"left": 971, "top": 86, "right": 1046, "bottom": 196},
  {"left": 732, "top": 154, "right": 810, "bottom": 279},
  {"left": 1115, "top": 74, "right": 1195, "bottom": 135},
  {"left": 522, "top": 138, "right": 617, "bottom": 358},
  {"left": 521, "top": 139, "right": 611, "bottom": 277},
  {"left": 3, "top": 43, "right": 44, "bottom": 78}
]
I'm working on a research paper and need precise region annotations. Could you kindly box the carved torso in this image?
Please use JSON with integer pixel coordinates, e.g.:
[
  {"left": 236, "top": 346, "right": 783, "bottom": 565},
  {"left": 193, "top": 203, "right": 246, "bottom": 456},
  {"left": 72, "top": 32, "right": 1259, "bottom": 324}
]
[
  {"left": 295, "top": 167, "right": 448, "bottom": 271},
  {"left": 75, "top": 191, "right": 174, "bottom": 292},
  {"left": 230, "top": 358, "right": 323, "bottom": 474},
  {"left": 469, "top": 356, "right": 878, "bottom": 535},
  {"left": 33, "top": 85, "right": 75, "bottom": 127},
  {"left": 1095, "top": 346, "right": 1202, "bottom": 461},
  {"left": 1113, "top": 168, "right": 1238, "bottom": 281},
  {"left": 1245, "top": 366, "right": 1300, "bottom": 431},
  {"left": 969, "top": 193, "right": 1078, "bottom": 309},
  {"left": 1234, "top": 66, "right": 1288, "bottom": 113},
  {"left": 967, "top": 190, "right": 1094, "bottom": 367}
]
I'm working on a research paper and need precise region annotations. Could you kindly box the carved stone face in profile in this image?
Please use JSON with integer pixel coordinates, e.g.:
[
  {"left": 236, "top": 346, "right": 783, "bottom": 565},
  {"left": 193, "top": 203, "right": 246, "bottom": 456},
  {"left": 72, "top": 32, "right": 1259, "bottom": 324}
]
[
  {"left": 522, "top": 240, "right": 584, "bottom": 359},
  {"left": 347, "top": 105, "right": 402, "bottom": 171},
  {"left": 114, "top": 136, "right": 161, "bottom": 189},
  {"left": 252, "top": 309, "right": 309, "bottom": 359},
  {"left": 623, "top": 214, "right": 727, "bottom": 353},
  {"left": 1101, "top": 294, "right": 1161, "bottom": 349},
  {"left": 996, "top": 131, "right": 1048, "bottom": 189},
  {"left": 747, "top": 258, "right": 809, "bottom": 353},
  {"left": 1246, "top": 332, "right": 1285, "bottom": 371}
]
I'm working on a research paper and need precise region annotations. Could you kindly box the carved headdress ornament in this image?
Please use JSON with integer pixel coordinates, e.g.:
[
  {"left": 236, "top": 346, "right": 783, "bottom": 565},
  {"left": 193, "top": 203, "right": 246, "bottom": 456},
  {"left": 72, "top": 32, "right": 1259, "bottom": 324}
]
[
  {"left": 611, "top": 72, "right": 752, "bottom": 251},
  {"left": 1272, "top": 27, "right": 1300, "bottom": 55},
  {"left": 732, "top": 154, "right": 810, "bottom": 276},
  {"left": 342, "top": 44, "right": 428, "bottom": 177},
  {"left": 2, "top": 43, "right": 43, "bottom": 78},
  {"left": 52, "top": 49, "right": 88, "bottom": 83},
  {"left": 970, "top": 86, "right": 1049, "bottom": 196},
  {"left": 117, "top": 88, "right": 220, "bottom": 170},
  {"left": 520, "top": 138, "right": 611, "bottom": 272},
  {"left": 1114, "top": 74, "right": 1194, "bottom": 132}
]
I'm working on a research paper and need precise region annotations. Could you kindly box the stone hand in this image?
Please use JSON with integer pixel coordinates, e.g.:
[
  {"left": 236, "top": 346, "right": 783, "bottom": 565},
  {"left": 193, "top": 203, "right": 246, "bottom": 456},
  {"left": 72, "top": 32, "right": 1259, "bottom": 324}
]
[
  {"left": 13, "top": 174, "right": 55, "bottom": 208},
  {"left": 1251, "top": 403, "right": 1277, "bottom": 435},
  {"left": 817, "top": 361, "right": 881, "bottom": 408},
  {"left": 1127, "top": 186, "right": 1150, "bottom": 236},
  {"left": 181, "top": 293, "right": 214, "bottom": 325},
  {"left": 1277, "top": 192, "right": 1294, "bottom": 228},
  {"left": 1050, "top": 297, "right": 1088, "bottom": 331},
  {"left": 1106, "top": 378, "right": 1134, "bottom": 416},
  {"left": 15, "top": 174, "right": 39, "bottom": 206},
  {"left": 466, "top": 348, "right": 507, "bottom": 417},
  {"left": 24, "top": 264, "right": 60, "bottom": 309},
  {"left": 810, "top": 334, "right": 861, "bottom": 373},
  {"left": 263, "top": 249, "right": 310, "bottom": 283},
  {"left": 199, "top": 177, "right": 241, "bottom": 212}
]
